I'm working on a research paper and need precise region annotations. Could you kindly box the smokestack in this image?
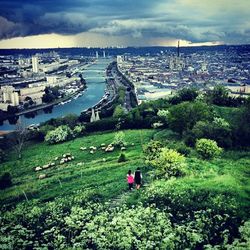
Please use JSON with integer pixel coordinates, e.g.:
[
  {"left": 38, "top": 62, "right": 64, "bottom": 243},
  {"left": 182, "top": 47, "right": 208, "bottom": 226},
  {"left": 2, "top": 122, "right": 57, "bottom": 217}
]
[{"left": 177, "top": 40, "right": 180, "bottom": 57}]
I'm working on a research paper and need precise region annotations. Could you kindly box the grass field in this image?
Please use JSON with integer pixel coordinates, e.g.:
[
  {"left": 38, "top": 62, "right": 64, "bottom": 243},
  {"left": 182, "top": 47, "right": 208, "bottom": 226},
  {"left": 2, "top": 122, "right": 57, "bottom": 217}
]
[
  {"left": 1, "top": 129, "right": 155, "bottom": 207},
  {"left": 1, "top": 128, "right": 250, "bottom": 249}
]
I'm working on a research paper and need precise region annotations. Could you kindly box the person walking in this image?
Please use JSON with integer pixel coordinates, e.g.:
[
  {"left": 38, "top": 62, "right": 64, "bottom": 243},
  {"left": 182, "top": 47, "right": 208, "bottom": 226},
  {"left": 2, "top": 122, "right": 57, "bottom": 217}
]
[
  {"left": 127, "top": 170, "right": 134, "bottom": 191},
  {"left": 134, "top": 168, "right": 142, "bottom": 190}
]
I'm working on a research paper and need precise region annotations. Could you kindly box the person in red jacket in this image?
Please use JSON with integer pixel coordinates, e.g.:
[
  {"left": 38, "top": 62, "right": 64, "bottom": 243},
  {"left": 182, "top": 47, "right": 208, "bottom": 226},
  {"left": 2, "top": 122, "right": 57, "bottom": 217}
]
[{"left": 127, "top": 170, "right": 134, "bottom": 190}]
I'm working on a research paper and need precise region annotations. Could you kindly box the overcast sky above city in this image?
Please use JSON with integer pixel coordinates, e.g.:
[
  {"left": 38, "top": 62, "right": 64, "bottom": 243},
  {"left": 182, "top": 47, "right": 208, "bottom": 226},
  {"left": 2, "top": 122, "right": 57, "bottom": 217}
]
[{"left": 0, "top": 0, "right": 249, "bottom": 48}]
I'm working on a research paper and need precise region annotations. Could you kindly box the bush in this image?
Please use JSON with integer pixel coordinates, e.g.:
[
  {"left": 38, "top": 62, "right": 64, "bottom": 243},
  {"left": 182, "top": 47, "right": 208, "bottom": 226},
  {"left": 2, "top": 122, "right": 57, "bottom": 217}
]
[
  {"left": 225, "top": 220, "right": 250, "bottom": 249},
  {"left": 73, "top": 124, "right": 85, "bottom": 137},
  {"left": 0, "top": 172, "right": 12, "bottom": 189},
  {"left": 118, "top": 153, "right": 126, "bottom": 163},
  {"left": 196, "top": 138, "right": 223, "bottom": 159},
  {"left": 45, "top": 125, "right": 73, "bottom": 144},
  {"left": 143, "top": 140, "right": 164, "bottom": 163},
  {"left": 176, "top": 144, "right": 191, "bottom": 156},
  {"left": 113, "top": 131, "right": 126, "bottom": 147},
  {"left": 151, "top": 148, "right": 186, "bottom": 179}
]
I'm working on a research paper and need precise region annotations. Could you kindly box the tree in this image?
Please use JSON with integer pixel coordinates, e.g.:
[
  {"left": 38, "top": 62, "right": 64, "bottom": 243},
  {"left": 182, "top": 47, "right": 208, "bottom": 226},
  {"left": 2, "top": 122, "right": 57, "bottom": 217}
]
[
  {"left": 178, "top": 88, "right": 198, "bottom": 102},
  {"left": 12, "top": 121, "right": 28, "bottom": 159},
  {"left": 113, "top": 105, "right": 125, "bottom": 118},
  {"left": 233, "top": 97, "right": 250, "bottom": 147},
  {"left": 206, "top": 85, "right": 230, "bottom": 106},
  {"left": 45, "top": 125, "right": 73, "bottom": 144},
  {"left": 168, "top": 101, "right": 213, "bottom": 136},
  {"left": 190, "top": 117, "right": 232, "bottom": 148}
]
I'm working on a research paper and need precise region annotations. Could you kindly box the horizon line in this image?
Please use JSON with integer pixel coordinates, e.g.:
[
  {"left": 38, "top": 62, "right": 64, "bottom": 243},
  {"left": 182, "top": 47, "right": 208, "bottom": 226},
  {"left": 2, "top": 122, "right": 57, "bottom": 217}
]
[{"left": 0, "top": 44, "right": 250, "bottom": 50}]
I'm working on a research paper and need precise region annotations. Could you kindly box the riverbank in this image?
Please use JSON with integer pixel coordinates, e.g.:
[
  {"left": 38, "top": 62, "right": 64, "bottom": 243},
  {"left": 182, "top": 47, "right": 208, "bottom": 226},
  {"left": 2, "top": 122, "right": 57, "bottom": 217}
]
[
  {"left": 0, "top": 58, "right": 111, "bottom": 131},
  {"left": 17, "top": 86, "right": 86, "bottom": 116}
]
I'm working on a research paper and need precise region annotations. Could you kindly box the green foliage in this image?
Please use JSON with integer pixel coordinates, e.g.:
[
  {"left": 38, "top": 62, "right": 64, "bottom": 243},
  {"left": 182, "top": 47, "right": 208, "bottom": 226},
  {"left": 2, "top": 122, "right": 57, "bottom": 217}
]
[
  {"left": 45, "top": 125, "right": 73, "bottom": 144},
  {"left": 225, "top": 220, "right": 250, "bottom": 249},
  {"left": 113, "top": 131, "right": 126, "bottom": 147},
  {"left": 0, "top": 172, "right": 12, "bottom": 189},
  {"left": 118, "top": 153, "right": 126, "bottom": 163},
  {"left": 39, "top": 124, "right": 55, "bottom": 137},
  {"left": 143, "top": 140, "right": 164, "bottom": 163},
  {"left": 73, "top": 124, "right": 85, "bottom": 137},
  {"left": 151, "top": 148, "right": 186, "bottom": 178},
  {"left": 206, "top": 85, "right": 229, "bottom": 106},
  {"left": 178, "top": 87, "right": 198, "bottom": 102},
  {"left": 0, "top": 123, "right": 249, "bottom": 249},
  {"left": 113, "top": 104, "right": 125, "bottom": 118},
  {"left": 233, "top": 98, "right": 250, "bottom": 147},
  {"left": 196, "top": 138, "right": 223, "bottom": 159},
  {"left": 175, "top": 143, "right": 191, "bottom": 156},
  {"left": 0, "top": 148, "right": 5, "bottom": 163},
  {"left": 189, "top": 117, "right": 232, "bottom": 148},
  {"left": 168, "top": 101, "right": 213, "bottom": 135}
]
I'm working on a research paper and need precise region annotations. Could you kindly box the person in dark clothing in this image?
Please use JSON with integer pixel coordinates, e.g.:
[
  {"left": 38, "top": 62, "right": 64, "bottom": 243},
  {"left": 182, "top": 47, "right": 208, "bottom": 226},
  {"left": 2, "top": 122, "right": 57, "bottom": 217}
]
[{"left": 134, "top": 168, "right": 142, "bottom": 189}]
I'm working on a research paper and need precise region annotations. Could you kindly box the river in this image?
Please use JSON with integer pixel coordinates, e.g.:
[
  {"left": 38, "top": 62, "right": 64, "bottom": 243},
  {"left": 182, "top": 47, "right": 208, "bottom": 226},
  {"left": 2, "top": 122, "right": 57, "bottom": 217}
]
[{"left": 0, "top": 58, "right": 111, "bottom": 131}]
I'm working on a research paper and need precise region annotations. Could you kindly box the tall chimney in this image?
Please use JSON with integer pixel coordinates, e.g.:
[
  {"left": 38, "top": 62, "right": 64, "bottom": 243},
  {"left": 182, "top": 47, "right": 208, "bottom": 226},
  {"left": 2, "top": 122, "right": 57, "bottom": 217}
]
[{"left": 177, "top": 40, "right": 180, "bottom": 57}]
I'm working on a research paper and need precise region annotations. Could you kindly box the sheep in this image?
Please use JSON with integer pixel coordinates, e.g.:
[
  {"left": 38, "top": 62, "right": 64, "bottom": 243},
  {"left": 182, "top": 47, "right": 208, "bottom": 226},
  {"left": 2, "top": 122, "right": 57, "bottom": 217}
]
[
  {"left": 35, "top": 166, "right": 42, "bottom": 171},
  {"left": 42, "top": 164, "right": 50, "bottom": 169},
  {"left": 38, "top": 174, "right": 46, "bottom": 179}
]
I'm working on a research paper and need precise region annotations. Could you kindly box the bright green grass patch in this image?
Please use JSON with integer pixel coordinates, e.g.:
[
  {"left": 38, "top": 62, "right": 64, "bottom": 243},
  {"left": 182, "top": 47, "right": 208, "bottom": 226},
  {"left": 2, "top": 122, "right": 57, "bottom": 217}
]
[{"left": 0, "top": 129, "right": 155, "bottom": 207}]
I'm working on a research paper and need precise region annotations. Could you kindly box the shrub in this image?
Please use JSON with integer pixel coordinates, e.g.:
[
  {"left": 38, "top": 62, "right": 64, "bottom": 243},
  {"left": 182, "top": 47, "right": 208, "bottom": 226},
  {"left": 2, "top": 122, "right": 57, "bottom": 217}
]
[
  {"left": 176, "top": 144, "right": 191, "bottom": 156},
  {"left": 196, "top": 138, "right": 223, "bottom": 159},
  {"left": 45, "top": 125, "right": 73, "bottom": 144},
  {"left": 157, "top": 109, "right": 170, "bottom": 126},
  {"left": 225, "top": 220, "right": 250, "bottom": 249},
  {"left": 113, "top": 131, "right": 126, "bottom": 147},
  {"left": 73, "top": 124, "right": 85, "bottom": 137},
  {"left": 143, "top": 140, "right": 164, "bottom": 163},
  {"left": 113, "top": 104, "right": 125, "bottom": 118},
  {"left": 118, "top": 153, "right": 126, "bottom": 163},
  {"left": 0, "top": 172, "right": 12, "bottom": 189},
  {"left": 151, "top": 148, "right": 186, "bottom": 178}
]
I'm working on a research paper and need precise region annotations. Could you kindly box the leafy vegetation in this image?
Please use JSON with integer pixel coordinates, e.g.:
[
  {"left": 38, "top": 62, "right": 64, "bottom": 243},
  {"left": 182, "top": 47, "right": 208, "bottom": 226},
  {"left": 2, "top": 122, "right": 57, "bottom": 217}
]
[
  {"left": 150, "top": 148, "right": 186, "bottom": 179},
  {"left": 1, "top": 87, "right": 250, "bottom": 249},
  {"left": 196, "top": 138, "right": 223, "bottom": 160}
]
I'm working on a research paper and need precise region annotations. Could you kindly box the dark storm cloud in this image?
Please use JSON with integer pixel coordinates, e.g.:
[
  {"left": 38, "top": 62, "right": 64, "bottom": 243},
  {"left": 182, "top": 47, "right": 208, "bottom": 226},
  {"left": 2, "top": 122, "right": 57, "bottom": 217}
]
[{"left": 0, "top": 0, "right": 249, "bottom": 44}]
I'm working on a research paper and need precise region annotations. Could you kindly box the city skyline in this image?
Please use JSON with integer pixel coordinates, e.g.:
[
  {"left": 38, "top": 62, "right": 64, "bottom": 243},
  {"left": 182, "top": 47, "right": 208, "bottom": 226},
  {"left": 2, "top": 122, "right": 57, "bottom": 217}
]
[{"left": 0, "top": 0, "right": 250, "bottom": 48}]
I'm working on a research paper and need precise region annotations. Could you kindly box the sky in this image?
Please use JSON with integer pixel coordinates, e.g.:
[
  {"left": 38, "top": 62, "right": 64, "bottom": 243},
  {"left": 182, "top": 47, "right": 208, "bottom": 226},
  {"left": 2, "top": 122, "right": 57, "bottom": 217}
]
[{"left": 0, "top": 0, "right": 249, "bottom": 48}]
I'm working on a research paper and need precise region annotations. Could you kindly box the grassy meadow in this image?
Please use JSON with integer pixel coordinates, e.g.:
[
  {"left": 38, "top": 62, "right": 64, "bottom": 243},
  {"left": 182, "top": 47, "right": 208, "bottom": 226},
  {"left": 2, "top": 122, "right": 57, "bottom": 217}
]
[{"left": 0, "top": 128, "right": 250, "bottom": 249}]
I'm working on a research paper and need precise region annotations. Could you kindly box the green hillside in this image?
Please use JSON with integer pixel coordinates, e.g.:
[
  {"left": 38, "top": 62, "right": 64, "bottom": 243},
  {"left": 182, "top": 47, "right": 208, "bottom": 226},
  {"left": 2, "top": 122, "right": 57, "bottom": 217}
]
[
  {"left": 0, "top": 129, "right": 155, "bottom": 206},
  {"left": 1, "top": 128, "right": 250, "bottom": 249}
]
